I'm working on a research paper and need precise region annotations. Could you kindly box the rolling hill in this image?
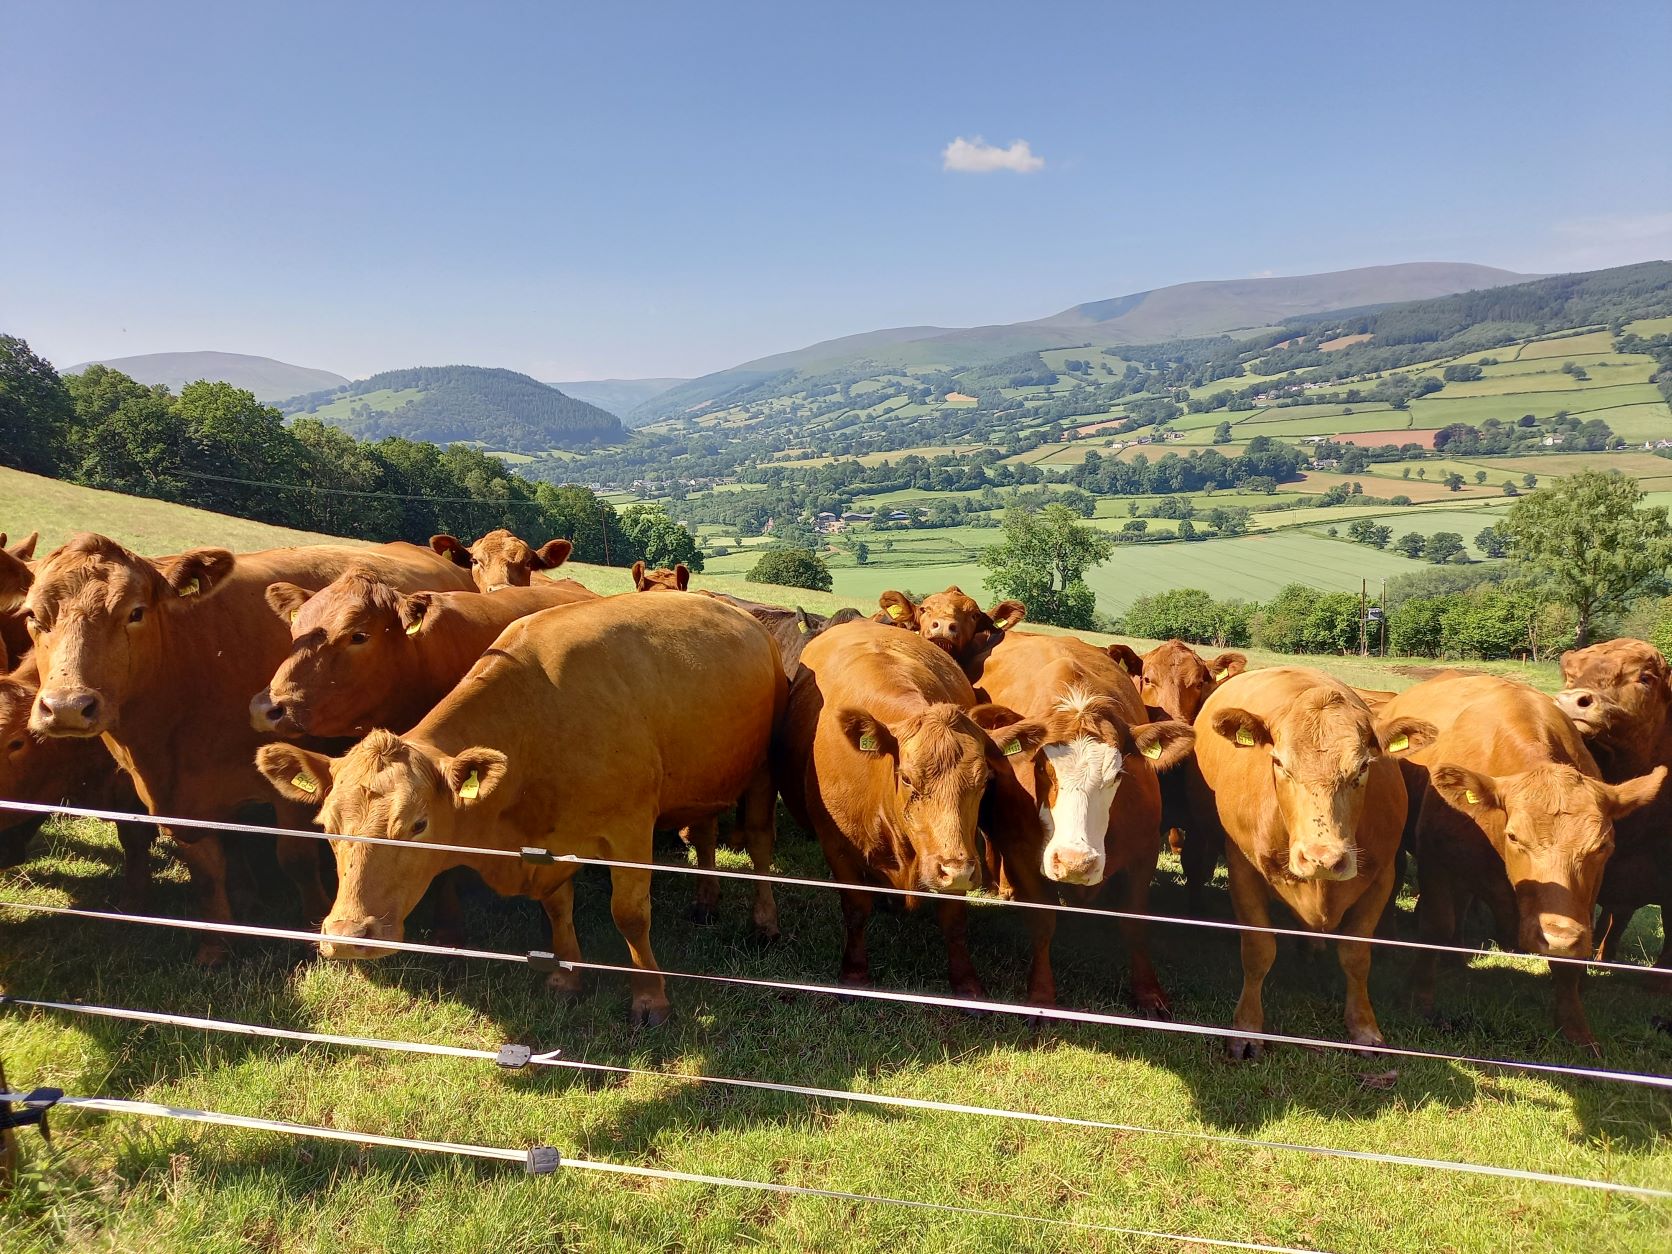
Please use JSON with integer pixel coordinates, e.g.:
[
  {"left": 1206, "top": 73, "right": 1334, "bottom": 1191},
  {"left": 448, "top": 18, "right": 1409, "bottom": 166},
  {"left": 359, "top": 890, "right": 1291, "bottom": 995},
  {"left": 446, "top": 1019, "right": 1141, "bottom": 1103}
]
[
  {"left": 280, "top": 365, "right": 624, "bottom": 452},
  {"left": 544, "top": 377, "right": 690, "bottom": 422},
  {"left": 631, "top": 262, "right": 1532, "bottom": 422},
  {"left": 63, "top": 351, "right": 348, "bottom": 403}
]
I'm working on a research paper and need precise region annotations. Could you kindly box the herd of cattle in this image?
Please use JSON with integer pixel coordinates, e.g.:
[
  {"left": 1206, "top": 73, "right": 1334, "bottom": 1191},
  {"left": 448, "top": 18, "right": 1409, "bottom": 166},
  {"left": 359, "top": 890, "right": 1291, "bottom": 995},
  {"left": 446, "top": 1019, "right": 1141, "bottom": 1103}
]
[{"left": 2, "top": 527, "right": 1670, "bottom": 1054}]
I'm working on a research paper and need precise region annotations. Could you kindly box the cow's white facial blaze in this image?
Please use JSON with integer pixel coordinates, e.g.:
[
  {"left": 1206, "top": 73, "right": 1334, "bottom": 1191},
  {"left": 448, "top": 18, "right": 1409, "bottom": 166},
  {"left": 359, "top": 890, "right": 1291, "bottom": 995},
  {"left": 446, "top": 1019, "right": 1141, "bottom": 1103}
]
[{"left": 1038, "top": 737, "right": 1122, "bottom": 885}]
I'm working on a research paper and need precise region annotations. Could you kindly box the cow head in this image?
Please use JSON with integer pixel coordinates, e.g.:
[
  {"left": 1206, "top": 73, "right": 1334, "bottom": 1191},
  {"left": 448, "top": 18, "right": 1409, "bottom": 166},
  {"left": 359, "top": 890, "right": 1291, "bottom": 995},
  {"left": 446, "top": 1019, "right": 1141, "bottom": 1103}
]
[
  {"left": 0, "top": 531, "right": 38, "bottom": 613},
  {"left": 252, "top": 569, "right": 428, "bottom": 739},
  {"left": 1119, "top": 640, "right": 1246, "bottom": 722},
  {"left": 430, "top": 530, "right": 572, "bottom": 592},
  {"left": 631, "top": 561, "right": 689, "bottom": 592},
  {"left": 976, "top": 690, "right": 1193, "bottom": 886},
  {"left": 0, "top": 667, "right": 51, "bottom": 856},
  {"left": 837, "top": 701, "right": 1043, "bottom": 892},
  {"left": 874, "top": 587, "right": 1025, "bottom": 660},
  {"left": 24, "top": 534, "right": 235, "bottom": 737},
  {"left": 257, "top": 730, "right": 510, "bottom": 955},
  {"left": 1211, "top": 689, "right": 1435, "bottom": 882},
  {"left": 1429, "top": 760, "right": 1665, "bottom": 958},
  {"left": 1556, "top": 638, "right": 1671, "bottom": 755}
]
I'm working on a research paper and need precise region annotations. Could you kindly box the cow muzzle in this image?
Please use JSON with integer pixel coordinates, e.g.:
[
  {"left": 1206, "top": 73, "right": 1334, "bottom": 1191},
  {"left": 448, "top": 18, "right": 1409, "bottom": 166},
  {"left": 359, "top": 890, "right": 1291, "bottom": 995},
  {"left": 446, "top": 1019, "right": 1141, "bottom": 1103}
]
[
  {"left": 1526, "top": 913, "right": 1589, "bottom": 959},
  {"left": 31, "top": 688, "right": 108, "bottom": 737},
  {"left": 250, "top": 689, "right": 306, "bottom": 737},
  {"left": 924, "top": 855, "right": 978, "bottom": 892},
  {"left": 1554, "top": 688, "right": 1606, "bottom": 736},
  {"left": 1043, "top": 843, "right": 1105, "bottom": 887},
  {"left": 318, "top": 915, "right": 401, "bottom": 960},
  {"left": 1289, "top": 841, "right": 1357, "bottom": 882}
]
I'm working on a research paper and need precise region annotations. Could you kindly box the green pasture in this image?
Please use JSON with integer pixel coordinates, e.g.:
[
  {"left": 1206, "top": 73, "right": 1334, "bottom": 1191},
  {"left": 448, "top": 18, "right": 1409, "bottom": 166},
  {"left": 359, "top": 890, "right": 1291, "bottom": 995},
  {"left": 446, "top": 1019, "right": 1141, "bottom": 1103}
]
[
  {"left": 284, "top": 386, "right": 425, "bottom": 422},
  {"left": 1628, "top": 316, "right": 1672, "bottom": 337},
  {"left": 1515, "top": 329, "right": 1617, "bottom": 360}
]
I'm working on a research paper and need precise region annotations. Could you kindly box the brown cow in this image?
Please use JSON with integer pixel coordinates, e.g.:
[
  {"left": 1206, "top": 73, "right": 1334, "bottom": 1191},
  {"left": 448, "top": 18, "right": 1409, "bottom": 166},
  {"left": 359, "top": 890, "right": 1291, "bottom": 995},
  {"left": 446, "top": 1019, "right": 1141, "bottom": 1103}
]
[
  {"left": 1190, "top": 667, "right": 1434, "bottom": 1058},
  {"left": 875, "top": 587, "right": 1025, "bottom": 662},
  {"left": 775, "top": 619, "right": 1045, "bottom": 999},
  {"left": 257, "top": 593, "right": 786, "bottom": 1026},
  {"left": 1385, "top": 672, "right": 1664, "bottom": 1048},
  {"left": 1556, "top": 637, "right": 1672, "bottom": 969},
  {"left": 252, "top": 576, "right": 594, "bottom": 739},
  {"left": 631, "top": 561, "right": 689, "bottom": 592},
  {"left": 0, "top": 531, "right": 39, "bottom": 668},
  {"left": 0, "top": 655, "right": 153, "bottom": 902},
  {"left": 1107, "top": 639, "right": 1247, "bottom": 909},
  {"left": 431, "top": 529, "right": 574, "bottom": 592},
  {"left": 965, "top": 632, "right": 1194, "bottom": 1014},
  {"left": 22, "top": 535, "right": 474, "bottom": 961}
]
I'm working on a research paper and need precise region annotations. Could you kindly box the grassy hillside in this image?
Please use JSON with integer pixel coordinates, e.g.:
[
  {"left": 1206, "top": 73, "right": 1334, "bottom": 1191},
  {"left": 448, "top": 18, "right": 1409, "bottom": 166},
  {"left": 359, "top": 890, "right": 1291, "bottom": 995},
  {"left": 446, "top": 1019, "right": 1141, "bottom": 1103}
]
[
  {"left": 281, "top": 366, "right": 625, "bottom": 452},
  {"left": 62, "top": 352, "right": 349, "bottom": 404}
]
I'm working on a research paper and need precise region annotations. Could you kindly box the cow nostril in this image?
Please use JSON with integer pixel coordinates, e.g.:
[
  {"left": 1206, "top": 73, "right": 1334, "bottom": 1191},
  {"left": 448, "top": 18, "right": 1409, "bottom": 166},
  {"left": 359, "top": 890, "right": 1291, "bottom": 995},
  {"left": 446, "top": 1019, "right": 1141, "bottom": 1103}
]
[
  {"left": 265, "top": 703, "right": 286, "bottom": 722},
  {"left": 1575, "top": 694, "right": 1593, "bottom": 708},
  {"left": 77, "top": 695, "right": 99, "bottom": 720}
]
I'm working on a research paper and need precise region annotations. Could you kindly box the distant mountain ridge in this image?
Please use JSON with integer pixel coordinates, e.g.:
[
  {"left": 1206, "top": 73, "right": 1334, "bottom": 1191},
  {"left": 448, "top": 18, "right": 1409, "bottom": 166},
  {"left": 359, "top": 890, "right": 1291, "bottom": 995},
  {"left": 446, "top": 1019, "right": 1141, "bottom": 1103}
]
[
  {"left": 64, "top": 351, "right": 348, "bottom": 403},
  {"left": 631, "top": 262, "right": 1533, "bottom": 422},
  {"left": 544, "top": 377, "right": 690, "bottom": 423},
  {"left": 280, "top": 365, "right": 623, "bottom": 451}
]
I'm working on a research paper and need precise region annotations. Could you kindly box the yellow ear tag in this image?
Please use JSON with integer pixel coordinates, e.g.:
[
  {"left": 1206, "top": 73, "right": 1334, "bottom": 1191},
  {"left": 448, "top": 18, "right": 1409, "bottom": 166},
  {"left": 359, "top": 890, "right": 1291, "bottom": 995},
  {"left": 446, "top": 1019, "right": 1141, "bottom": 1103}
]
[
  {"left": 1235, "top": 727, "right": 1255, "bottom": 747},
  {"left": 405, "top": 620, "right": 421, "bottom": 636},
  {"left": 798, "top": 618, "right": 809, "bottom": 634},
  {"left": 1388, "top": 733, "right": 1410, "bottom": 753},
  {"left": 1003, "top": 738, "right": 1023, "bottom": 756},
  {"left": 1214, "top": 669, "right": 1229, "bottom": 681},
  {"left": 459, "top": 770, "right": 481, "bottom": 800},
  {"left": 1465, "top": 789, "right": 1481, "bottom": 805},
  {"left": 996, "top": 615, "right": 1015, "bottom": 629},
  {"left": 291, "top": 773, "right": 317, "bottom": 795},
  {"left": 885, "top": 603, "right": 904, "bottom": 621},
  {"left": 858, "top": 733, "right": 878, "bottom": 752},
  {"left": 1141, "top": 742, "right": 1161, "bottom": 760},
  {"left": 178, "top": 578, "right": 200, "bottom": 597},
  {"left": 288, "top": 610, "right": 298, "bottom": 624}
]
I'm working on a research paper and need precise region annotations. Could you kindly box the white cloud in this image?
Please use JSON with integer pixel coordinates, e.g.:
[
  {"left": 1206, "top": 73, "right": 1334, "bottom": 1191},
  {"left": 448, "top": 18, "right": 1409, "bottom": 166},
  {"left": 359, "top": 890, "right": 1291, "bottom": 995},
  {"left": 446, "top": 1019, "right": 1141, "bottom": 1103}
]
[{"left": 942, "top": 136, "right": 1045, "bottom": 174}]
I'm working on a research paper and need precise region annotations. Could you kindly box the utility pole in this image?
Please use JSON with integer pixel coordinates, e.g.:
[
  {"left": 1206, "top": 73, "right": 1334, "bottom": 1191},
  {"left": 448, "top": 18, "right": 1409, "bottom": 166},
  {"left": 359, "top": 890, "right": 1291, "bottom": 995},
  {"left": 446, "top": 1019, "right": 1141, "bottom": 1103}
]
[{"left": 1359, "top": 579, "right": 1368, "bottom": 657}]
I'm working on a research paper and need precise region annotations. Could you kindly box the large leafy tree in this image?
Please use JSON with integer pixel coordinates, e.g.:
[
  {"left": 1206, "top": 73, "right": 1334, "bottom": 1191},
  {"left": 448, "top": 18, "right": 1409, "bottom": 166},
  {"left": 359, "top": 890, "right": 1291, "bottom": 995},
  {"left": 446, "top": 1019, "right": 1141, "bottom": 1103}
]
[
  {"left": 1501, "top": 470, "right": 1672, "bottom": 646},
  {"left": 980, "top": 503, "right": 1113, "bottom": 630},
  {"left": 748, "top": 546, "right": 831, "bottom": 592},
  {"left": 0, "top": 334, "right": 76, "bottom": 474},
  {"left": 620, "top": 504, "right": 705, "bottom": 573}
]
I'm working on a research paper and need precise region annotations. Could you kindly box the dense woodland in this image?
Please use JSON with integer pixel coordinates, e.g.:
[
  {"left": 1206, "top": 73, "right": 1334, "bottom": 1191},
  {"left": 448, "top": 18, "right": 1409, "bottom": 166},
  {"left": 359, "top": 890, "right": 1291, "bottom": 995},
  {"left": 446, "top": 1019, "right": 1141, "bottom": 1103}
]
[
  {"left": 280, "top": 365, "right": 625, "bottom": 452},
  {"left": 0, "top": 339, "right": 694, "bottom": 571}
]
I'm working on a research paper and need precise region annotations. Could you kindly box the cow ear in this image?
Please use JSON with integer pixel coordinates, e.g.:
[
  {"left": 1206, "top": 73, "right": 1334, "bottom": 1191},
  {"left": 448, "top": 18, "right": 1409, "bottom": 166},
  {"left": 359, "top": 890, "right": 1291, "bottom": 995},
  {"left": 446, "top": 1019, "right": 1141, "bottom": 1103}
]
[
  {"left": 157, "top": 548, "right": 235, "bottom": 603},
  {"left": 969, "top": 702, "right": 1027, "bottom": 731},
  {"left": 987, "top": 600, "right": 1025, "bottom": 631},
  {"left": 256, "top": 743, "right": 335, "bottom": 806},
  {"left": 532, "top": 539, "right": 572, "bottom": 570},
  {"left": 982, "top": 717, "right": 1048, "bottom": 768},
  {"left": 1208, "top": 652, "right": 1247, "bottom": 682},
  {"left": 444, "top": 747, "right": 509, "bottom": 806},
  {"left": 835, "top": 707, "right": 898, "bottom": 759},
  {"left": 1210, "top": 707, "right": 1271, "bottom": 749},
  {"left": 1129, "top": 719, "right": 1195, "bottom": 771},
  {"left": 1430, "top": 764, "right": 1503, "bottom": 817},
  {"left": 631, "top": 560, "right": 648, "bottom": 590},
  {"left": 430, "top": 535, "right": 471, "bottom": 568},
  {"left": 7, "top": 531, "right": 38, "bottom": 561},
  {"left": 674, "top": 563, "right": 690, "bottom": 591},
  {"left": 1376, "top": 716, "right": 1435, "bottom": 756},
  {"left": 1557, "top": 649, "right": 1576, "bottom": 683},
  {"left": 1603, "top": 764, "right": 1668, "bottom": 820},
  {"left": 399, "top": 592, "right": 435, "bottom": 637},
  {"left": 1106, "top": 644, "right": 1145, "bottom": 676},
  {"left": 877, "top": 591, "right": 918, "bottom": 628},
  {"left": 265, "top": 582, "right": 312, "bottom": 626}
]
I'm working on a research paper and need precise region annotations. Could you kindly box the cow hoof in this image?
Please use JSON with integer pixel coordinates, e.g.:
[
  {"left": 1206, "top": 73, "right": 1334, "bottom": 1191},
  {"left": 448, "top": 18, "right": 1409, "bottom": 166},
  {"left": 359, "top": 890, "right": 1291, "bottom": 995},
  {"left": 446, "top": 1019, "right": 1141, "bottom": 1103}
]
[
  {"left": 630, "top": 999, "right": 672, "bottom": 1029},
  {"left": 430, "top": 925, "right": 465, "bottom": 949},
  {"left": 1134, "top": 992, "right": 1173, "bottom": 1021},
  {"left": 1349, "top": 1033, "right": 1387, "bottom": 1058},
  {"left": 687, "top": 902, "right": 716, "bottom": 926},
  {"left": 749, "top": 924, "right": 781, "bottom": 948},
  {"left": 1225, "top": 1037, "right": 1262, "bottom": 1062},
  {"left": 1560, "top": 1029, "right": 1601, "bottom": 1057},
  {"left": 544, "top": 970, "right": 583, "bottom": 998},
  {"left": 193, "top": 939, "right": 232, "bottom": 968}
]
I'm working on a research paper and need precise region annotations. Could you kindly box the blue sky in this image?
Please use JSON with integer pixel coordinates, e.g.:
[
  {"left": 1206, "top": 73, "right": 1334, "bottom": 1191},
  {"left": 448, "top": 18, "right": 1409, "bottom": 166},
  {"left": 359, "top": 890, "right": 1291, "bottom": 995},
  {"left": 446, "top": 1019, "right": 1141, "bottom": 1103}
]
[{"left": 4, "top": 1, "right": 1669, "bottom": 381}]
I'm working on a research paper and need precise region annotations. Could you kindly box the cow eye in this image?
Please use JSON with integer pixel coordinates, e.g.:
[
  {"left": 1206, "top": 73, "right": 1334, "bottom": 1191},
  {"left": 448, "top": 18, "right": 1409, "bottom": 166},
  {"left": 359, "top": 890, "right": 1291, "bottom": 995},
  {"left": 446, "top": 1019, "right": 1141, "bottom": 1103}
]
[
  {"left": 350, "top": 632, "right": 369, "bottom": 645},
  {"left": 410, "top": 818, "right": 428, "bottom": 836},
  {"left": 1639, "top": 674, "right": 1656, "bottom": 685},
  {"left": 128, "top": 606, "right": 145, "bottom": 624},
  {"left": 6, "top": 738, "right": 23, "bottom": 752}
]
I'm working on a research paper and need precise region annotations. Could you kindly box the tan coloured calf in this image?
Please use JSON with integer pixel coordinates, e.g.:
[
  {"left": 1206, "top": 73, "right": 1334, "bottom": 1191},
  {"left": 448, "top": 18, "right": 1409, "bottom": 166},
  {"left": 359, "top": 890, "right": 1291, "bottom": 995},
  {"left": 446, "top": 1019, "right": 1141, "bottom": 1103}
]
[
  {"left": 631, "top": 561, "right": 689, "bottom": 591},
  {"left": 0, "top": 531, "right": 39, "bottom": 668},
  {"left": 430, "top": 529, "right": 574, "bottom": 591},
  {"left": 1387, "top": 671, "right": 1664, "bottom": 1047},
  {"left": 966, "top": 631, "right": 1194, "bottom": 1014},
  {"left": 259, "top": 593, "right": 785, "bottom": 1026},
  {"left": 1190, "top": 667, "right": 1433, "bottom": 1057},
  {"left": 874, "top": 587, "right": 1025, "bottom": 663},
  {"left": 776, "top": 619, "right": 1044, "bottom": 998}
]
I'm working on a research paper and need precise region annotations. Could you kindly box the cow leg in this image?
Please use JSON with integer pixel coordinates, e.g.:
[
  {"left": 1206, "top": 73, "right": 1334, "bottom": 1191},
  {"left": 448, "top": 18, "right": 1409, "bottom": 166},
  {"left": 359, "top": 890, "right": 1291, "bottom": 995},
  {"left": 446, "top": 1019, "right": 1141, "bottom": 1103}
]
[
  {"left": 937, "top": 898, "right": 986, "bottom": 1001},
  {"left": 1115, "top": 864, "right": 1171, "bottom": 1020},
  {"left": 170, "top": 832, "right": 234, "bottom": 966},
  {"left": 837, "top": 886, "right": 875, "bottom": 988},
  {"left": 1550, "top": 961, "right": 1598, "bottom": 1053},
  {"left": 274, "top": 834, "right": 331, "bottom": 927},
  {"left": 738, "top": 766, "right": 779, "bottom": 942},
  {"left": 1338, "top": 866, "right": 1397, "bottom": 1051},
  {"left": 998, "top": 850, "right": 1056, "bottom": 1009},
  {"left": 683, "top": 817, "right": 721, "bottom": 925},
  {"left": 115, "top": 821, "right": 155, "bottom": 912},
  {"left": 608, "top": 864, "right": 669, "bottom": 1027},
  {"left": 428, "top": 870, "right": 465, "bottom": 948},
  {"left": 538, "top": 876, "right": 584, "bottom": 997},
  {"left": 1226, "top": 848, "right": 1275, "bottom": 1060},
  {"left": 1409, "top": 862, "right": 1455, "bottom": 1021}
]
